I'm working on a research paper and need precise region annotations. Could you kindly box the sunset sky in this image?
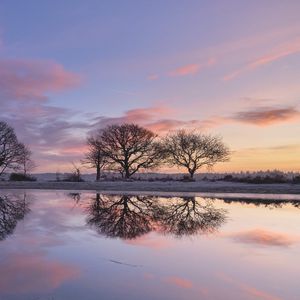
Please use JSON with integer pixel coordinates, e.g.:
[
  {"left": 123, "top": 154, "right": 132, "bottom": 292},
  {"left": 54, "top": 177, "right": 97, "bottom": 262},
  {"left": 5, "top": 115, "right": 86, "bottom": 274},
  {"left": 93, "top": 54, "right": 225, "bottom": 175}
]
[{"left": 0, "top": 1, "right": 300, "bottom": 173}]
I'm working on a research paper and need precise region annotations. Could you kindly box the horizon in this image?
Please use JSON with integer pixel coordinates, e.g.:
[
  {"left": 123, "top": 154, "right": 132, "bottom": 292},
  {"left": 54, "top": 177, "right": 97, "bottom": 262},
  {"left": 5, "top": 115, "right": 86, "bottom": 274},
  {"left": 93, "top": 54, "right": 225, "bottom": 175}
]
[{"left": 1, "top": 1, "right": 300, "bottom": 172}]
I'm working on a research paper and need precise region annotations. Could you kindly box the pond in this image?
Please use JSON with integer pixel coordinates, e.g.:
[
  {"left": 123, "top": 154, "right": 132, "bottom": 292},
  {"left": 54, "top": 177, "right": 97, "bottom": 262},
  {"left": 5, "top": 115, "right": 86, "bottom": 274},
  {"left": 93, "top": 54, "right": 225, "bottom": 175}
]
[{"left": 0, "top": 190, "right": 299, "bottom": 300}]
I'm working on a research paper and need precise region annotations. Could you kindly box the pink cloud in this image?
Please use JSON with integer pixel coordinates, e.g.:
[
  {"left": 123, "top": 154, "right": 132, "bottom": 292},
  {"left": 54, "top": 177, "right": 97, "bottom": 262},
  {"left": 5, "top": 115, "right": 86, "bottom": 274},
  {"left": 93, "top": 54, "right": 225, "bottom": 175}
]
[
  {"left": 169, "top": 63, "right": 200, "bottom": 76},
  {"left": 164, "top": 276, "right": 193, "bottom": 289},
  {"left": 146, "top": 119, "right": 188, "bottom": 133},
  {"left": 223, "top": 38, "right": 300, "bottom": 80},
  {"left": 91, "top": 105, "right": 222, "bottom": 136},
  {"left": 0, "top": 59, "right": 80, "bottom": 100},
  {"left": 168, "top": 58, "right": 215, "bottom": 77},
  {"left": 93, "top": 106, "right": 172, "bottom": 125}
]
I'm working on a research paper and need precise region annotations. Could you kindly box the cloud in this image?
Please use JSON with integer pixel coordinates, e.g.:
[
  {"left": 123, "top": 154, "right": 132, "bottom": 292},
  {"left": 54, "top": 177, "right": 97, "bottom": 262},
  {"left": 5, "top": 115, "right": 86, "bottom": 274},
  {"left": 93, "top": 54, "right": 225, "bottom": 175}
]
[
  {"left": 230, "top": 106, "right": 300, "bottom": 126},
  {"left": 90, "top": 106, "right": 218, "bottom": 135},
  {"left": 0, "top": 59, "right": 80, "bottom": 101},
  {"left": 164, "top": 276, "right": 193, "bottom": 289},
  {"left": 228, "top": 228, "right": 298, "bottom": 247},
  {"left": 168, "top": 58, "right": 215, "bottom": 77},
  {"left": 169, "top": 64, "right": 201, "bottom": 77},
  {"left": 0, "top": 252, "right": 79, "bottom": 294},
  {"left": 217, "top": 272, "right": 281, "bottom": 300},
  {"left": 0, "top": 58, "right": 86, "bottom": 172},
  {"left": 223, "top": 38, "right": 300, "bottom": 80},
  {"left": 90, "top": 106, "right": 172, "bottom": 130},
  {"left": 1, "top": 58, "right": 296, "bottom": 173}
]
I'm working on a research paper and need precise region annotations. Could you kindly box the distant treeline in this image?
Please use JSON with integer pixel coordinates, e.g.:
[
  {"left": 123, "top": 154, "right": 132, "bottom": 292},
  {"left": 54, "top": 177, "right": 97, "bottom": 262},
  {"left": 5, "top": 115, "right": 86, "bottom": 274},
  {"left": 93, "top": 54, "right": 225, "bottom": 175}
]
[
  {"left": 215, "top": 172, "right": 300, "bottom": 184},
  {"left": 1, "top": 120, "right": 299, "bottom": 183}
]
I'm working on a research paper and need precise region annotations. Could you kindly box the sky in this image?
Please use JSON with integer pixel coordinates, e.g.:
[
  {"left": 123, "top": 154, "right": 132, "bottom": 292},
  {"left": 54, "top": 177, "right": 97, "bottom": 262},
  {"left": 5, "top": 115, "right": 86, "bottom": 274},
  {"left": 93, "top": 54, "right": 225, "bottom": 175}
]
[{"left": 0, "top": 0, "right": 300, "bottom": 173}]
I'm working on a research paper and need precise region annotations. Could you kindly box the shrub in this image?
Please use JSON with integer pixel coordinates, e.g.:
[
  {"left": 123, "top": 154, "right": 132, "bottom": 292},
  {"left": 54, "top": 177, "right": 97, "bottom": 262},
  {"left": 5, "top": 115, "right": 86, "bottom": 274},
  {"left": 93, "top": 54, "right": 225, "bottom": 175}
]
[
  {"left": 9, "top": 173, "right": 37, "bottom": 181},
  {"left": 62, "top": 173, "right": 84, "bottom": 182},
  {"left": 181, "top": 175, "right": 195, "bottom": 182},
  {"left": 292, "top": 176, "right": 300, "bottom": 184}
]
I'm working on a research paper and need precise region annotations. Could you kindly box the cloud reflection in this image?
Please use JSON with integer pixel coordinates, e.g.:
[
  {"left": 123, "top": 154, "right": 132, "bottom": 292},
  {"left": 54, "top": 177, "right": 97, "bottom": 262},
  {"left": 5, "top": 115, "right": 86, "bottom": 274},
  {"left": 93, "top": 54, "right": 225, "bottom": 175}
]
[
  {"left": 0, "top": 252, "right": 79, "bottom": 294},
  {"left": 228, "top": 228, "right": 298, "bottom": 247},
  {"left": 164, "top": 276, "right": 193, "bottom": 288}
]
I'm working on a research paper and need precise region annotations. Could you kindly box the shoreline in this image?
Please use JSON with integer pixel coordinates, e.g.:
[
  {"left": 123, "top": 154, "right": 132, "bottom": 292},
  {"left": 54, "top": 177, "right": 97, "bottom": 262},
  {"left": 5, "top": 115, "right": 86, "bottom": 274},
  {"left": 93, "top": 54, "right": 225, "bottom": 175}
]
[{"left": 1, "top": 180, "right": 300, "bottom": 195}]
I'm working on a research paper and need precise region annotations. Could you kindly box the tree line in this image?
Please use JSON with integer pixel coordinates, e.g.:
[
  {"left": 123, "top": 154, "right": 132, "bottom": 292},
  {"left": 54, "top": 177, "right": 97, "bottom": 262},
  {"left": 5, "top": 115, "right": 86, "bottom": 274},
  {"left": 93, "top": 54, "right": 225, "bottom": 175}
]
[
  {"left": 0, "top": 121, "right": 35, "bottom": 179},
  {"left": 0, "top": 121, "right": 230, "bottom": 180},
  {"left": 83, "top": 123, "right": 230, "bottom": 180}
]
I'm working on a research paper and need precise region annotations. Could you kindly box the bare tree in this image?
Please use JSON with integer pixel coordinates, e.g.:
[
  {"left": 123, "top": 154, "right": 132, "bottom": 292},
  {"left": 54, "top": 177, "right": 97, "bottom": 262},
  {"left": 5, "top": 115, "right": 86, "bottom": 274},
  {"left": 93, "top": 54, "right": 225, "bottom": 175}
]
[
  {"left": 99, "top": 124, "right": 162, "bottom": 179},
  {"left": 0, "top": 121, "right": 26, "bottom": 176},
  {"left": 162, "top": 130, "right": 230, "bottom": 179},
  {"left": 82, "top": 136, "right": 108, "bottom": 181},
  {"left": 19, "top": 145, "right": 36, "bottom": 175}
]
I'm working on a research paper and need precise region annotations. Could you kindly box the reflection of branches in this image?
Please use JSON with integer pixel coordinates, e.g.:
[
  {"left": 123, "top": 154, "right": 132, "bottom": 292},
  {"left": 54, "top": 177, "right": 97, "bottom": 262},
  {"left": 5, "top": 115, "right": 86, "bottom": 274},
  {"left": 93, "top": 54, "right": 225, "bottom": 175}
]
[
  {"left": 86, "top": 194, "right": 154, "bottom": 239},
  {"left": 0, "top": 194, "right": 30, "bottom": 241},
  {"left": 67, "top": 193, "right": 81, "bottom": 204},
  {"left": 156, "top": 197, "right": 227, "bottom": 237},
  {"left": 86, "top": 194, "right": 227, "bottom": 239}
]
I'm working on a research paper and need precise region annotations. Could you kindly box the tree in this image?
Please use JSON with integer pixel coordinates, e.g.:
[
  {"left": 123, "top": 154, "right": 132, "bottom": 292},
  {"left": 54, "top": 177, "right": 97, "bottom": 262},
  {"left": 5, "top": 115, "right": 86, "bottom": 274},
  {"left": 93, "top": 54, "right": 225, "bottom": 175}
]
[
  {"left": 64, "top": 163, "right": 84, "bottom": 182},
  {"left": 19, "top": 145, "right": 36, "bottom": 175},
  {"left": 99, "top": 123, "right": 162, "bottom": 179},
  {"left": 162, "top": 130, "right": 230, "bottom": 179},
  {"left": 0, "top": 121, "right": 26, "bottom": 176},
  {"left": 82, "top": 136, "right": 108, "bottom": 181}
]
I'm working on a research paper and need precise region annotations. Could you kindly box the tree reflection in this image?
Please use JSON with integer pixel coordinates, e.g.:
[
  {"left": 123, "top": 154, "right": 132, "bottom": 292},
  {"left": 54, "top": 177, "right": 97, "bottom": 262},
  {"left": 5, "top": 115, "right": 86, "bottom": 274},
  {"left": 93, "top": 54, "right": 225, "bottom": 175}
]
[
  {"left": 0, "top": 193, "right": 30, "bottom": 241},
  {"left": 156, "top": 197, "right": 227, "bottom": 236},
  {"left": 86, "top": 194, "right": 155, "bottom": 239},
  {"left": 86, "top": 194, "right": 227, "bottom": 239}
]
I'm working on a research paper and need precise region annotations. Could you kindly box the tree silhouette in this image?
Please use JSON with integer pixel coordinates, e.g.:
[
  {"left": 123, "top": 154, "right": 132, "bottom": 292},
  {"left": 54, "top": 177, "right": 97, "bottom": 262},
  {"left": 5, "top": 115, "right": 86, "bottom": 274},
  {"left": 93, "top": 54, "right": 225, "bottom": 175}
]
[
  {"left": 99, "top": 124, "right": 162, "bottom": 178},
  {"left": 82, "top": 136, "right": 109, "bottom": 181},
  {"left": 0, "top": 193, "right": 30, "bottom": 241},
  {"left": 156, "top": 197, "right": 227, "bottom": 236},
  {"left": 86, "top": 194, "right": 155, "bottom": 239},
  {"left": 86, "top": 194, "right": 227, "bottom": 239},
  {"left": 0, "top": 121, "right": 28, "bottom": 176},
  {"left": 161, "top": 130, "right": 230, "bottom": 179},
  {"left": 18, "top": 145, "right": 36, "bottom": 175}
]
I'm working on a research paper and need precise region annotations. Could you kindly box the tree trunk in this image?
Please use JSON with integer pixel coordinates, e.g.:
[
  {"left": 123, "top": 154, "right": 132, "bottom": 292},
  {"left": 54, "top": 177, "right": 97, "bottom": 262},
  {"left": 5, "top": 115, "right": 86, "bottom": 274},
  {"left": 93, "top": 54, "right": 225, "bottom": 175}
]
[
  {"left": 124, "top": 169, "right": 131, "bottom": 179},
  {"left": 96, "top": 165, "right": 100, "bottom": 181},
  {"left": 124, "top": 158, "right": 131, "bottom": 179},
  {"left": 188, "top": 169, "right": 194, "bottom": 179}
]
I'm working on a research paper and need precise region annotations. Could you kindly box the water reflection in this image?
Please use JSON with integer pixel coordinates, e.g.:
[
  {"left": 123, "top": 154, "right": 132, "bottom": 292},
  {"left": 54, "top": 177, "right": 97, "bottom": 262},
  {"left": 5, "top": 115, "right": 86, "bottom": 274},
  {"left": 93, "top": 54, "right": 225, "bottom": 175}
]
[
  {"left": 1, "top": 191, "right": 300, "bottom": 300},
  {"left": 156, "top": 197, "right": 227, "bottom": 237},
  {"left": 87, "top": 194, "right": 154, "bottom": 239},
  {"left": 86, "top": 194, "right": 227, "bottom": 239},
  {"left": 0, "top": 193, "right": 30, "bottom": 241}
]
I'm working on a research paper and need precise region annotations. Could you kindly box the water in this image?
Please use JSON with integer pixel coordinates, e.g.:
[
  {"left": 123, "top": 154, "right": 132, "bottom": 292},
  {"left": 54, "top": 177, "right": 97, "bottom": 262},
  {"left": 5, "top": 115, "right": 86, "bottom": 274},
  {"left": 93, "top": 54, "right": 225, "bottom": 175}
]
[{"left": 0, "top": 190, "right": 299, "bottom": 300}]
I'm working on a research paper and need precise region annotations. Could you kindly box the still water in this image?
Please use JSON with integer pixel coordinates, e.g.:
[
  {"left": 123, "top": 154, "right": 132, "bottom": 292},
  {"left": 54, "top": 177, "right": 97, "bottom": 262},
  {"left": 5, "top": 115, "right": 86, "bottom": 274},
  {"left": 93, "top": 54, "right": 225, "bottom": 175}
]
[{"left": 0, "top": 190, "right": 299, "bottom": 300}]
